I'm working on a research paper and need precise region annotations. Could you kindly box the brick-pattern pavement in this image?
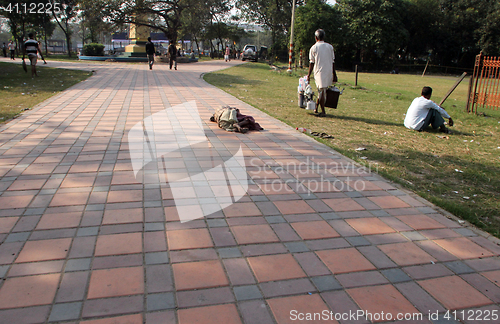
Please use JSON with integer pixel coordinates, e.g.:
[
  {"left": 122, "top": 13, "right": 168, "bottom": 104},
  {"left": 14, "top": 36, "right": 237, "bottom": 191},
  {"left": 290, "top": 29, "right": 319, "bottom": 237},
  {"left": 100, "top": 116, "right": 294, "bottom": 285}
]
[{"left": 0, "top": 57, "right": 499, "bottom": 323}]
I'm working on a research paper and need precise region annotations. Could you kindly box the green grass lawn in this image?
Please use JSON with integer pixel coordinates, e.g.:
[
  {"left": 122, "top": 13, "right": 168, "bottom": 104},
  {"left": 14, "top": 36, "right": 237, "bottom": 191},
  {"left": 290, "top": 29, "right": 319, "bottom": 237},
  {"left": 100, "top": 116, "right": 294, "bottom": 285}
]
[
  {"left": 0, "top": 62, "right": 92, "bottom": 122},
  {"left": 204, "top": 63, "right": 500, "bottom": 237}
]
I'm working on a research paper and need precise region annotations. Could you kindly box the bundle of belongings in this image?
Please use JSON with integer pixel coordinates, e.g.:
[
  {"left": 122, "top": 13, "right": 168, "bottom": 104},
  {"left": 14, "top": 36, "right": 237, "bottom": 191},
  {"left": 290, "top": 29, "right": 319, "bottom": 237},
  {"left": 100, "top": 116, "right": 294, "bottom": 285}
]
[{"left": 210, "top": 106, "right": 263, "bottom": 133}]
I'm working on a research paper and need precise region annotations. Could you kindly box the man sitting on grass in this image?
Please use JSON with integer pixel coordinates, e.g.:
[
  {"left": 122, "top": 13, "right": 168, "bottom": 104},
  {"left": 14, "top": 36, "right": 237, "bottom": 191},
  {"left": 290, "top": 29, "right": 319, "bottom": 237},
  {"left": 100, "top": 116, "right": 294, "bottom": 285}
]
[{"left": 404, "top": 86, "right": 453, "bottom": 134}]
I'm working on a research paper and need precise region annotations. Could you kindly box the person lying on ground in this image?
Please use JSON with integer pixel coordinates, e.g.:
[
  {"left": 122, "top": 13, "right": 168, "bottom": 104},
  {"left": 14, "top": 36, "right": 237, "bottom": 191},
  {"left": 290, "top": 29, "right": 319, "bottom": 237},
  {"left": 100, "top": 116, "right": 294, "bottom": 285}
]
[
  {"left": 404, "top": 86, "right": 453, "bottom": 134},
  {"left": 210, "top": 106, "right": 263, "bottom": 133}
]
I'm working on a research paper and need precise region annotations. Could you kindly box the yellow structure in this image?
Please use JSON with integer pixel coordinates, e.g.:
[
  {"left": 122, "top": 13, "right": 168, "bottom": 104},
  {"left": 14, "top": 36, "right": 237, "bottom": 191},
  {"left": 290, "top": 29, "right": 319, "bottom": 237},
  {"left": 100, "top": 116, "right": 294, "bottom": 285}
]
[{"left": 125, "top": 15, "right": 149, "bottom": 54}]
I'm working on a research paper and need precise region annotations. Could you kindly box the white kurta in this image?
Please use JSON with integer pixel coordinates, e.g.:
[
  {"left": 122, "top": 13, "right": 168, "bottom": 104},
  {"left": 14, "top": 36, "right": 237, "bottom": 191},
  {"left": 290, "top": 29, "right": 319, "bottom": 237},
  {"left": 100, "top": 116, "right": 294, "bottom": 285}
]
[
  {"left": 309, "top": 41, "right": 335, "bottom": 89},
  {"left": 404, "top": 96, "right": 451, "bottom": 130}
]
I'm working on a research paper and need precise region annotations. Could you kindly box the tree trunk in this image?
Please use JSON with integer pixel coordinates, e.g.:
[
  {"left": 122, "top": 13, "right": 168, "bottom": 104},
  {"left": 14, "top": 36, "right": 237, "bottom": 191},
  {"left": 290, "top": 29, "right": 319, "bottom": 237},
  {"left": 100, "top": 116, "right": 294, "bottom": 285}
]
[{"left": 193, "top": 35, "right": 201, "bottom": 57}]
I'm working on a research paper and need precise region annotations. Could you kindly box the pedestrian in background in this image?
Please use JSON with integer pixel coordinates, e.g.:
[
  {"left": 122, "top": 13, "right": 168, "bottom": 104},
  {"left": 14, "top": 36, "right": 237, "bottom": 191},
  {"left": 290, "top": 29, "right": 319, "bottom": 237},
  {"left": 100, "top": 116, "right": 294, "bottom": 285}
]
[
  {"left": 307, "top": 29, "right": 338, "bottom": 117},
  {"left": 23, "top": 33, "right": 47, "bottom": 78},
  {"left": 8, "top": 41, "right": 15, "bottom": 60},
  {"left": 2, "top": 43, "right": 6, "bottom": 57},
  {"left": 168, "top": 42, "right": 177, "bottom": 70},
  {"left": 145, "top": 37, "right": 155, "bottom": 70}
]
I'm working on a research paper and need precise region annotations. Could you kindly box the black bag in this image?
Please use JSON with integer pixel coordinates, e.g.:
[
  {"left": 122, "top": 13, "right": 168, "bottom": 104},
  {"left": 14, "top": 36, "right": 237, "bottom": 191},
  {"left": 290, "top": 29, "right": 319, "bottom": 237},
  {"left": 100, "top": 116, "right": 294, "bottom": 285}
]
[{"left": 325, "top": 87, "right": 340, "bottom": 108}]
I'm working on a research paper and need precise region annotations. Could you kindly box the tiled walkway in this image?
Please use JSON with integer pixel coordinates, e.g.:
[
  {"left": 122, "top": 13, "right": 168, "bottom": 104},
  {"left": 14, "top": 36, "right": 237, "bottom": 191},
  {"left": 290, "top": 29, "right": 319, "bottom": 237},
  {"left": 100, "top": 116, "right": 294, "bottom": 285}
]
[{"left": 0, "top": 57, "right": 499, "bottom": 324}]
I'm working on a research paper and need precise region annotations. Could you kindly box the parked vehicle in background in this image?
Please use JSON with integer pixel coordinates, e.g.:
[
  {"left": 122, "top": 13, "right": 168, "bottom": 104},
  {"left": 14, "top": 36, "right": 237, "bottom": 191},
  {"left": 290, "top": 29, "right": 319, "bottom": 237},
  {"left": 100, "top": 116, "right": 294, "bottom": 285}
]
[{"left": 242, "top": 44, "right": 257, "bottom": 62}]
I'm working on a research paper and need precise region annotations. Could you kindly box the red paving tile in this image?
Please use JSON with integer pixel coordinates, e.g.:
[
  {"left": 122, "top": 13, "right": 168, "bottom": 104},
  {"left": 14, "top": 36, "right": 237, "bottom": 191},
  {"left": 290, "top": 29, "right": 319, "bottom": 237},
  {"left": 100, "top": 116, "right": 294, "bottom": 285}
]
[
  {"left": 378, "top": 242, "right": 437, "bottom": 266},
  {"left": 231, "top": 224, "right": 279, "bottom": 244},
  {"left": 322, "top": 198, "right": 365, "bottom": 212},
  {"left": 178, "top": 304, "right": 242, "bottom": 324},
  {"left": 36, "top": 212, "right": 82, "bottom": 229},
  {"left": 346, "top": 217, "right": 396, "bottom": 235},
  {"left": 247, "top": 254, "right": 306, "bottom": 282},
  {"left": 15, "top": 238, "right": 72, "bottom": 263},
  {"left": 167, "top": 228, "right": 214, "bottom": 250},
  {"left": 0, "top": 274, "right": 60, "bottom": 308},
  {"left": 102, "top": 208, "right": 143, "bottom": 225},
  {"left": 291, "top": 221, "right": 340, "bottom": 240},
  {"left": 0, "top": 217, "right": 19, "bottom": 233},
  {"left": 368, "top": 196, "right": 411, "bottom": 209},
  {"left": 482, "top": 270, "right": 500, "bottom": 287},
  {"left": 418, "top": 276, "right": 493, "bottom": 309},
  {"left": 95, "top": 233, "right": 143, "bottom": 256},
  {"left": 107, "top": 190, "right": 143, "bottom": 203},
  {"left": 273, "top": 200, "right": 315, "bottom": 214},
  {"left": 267, "top": 294, "right": 335, "bottom": 324},
  {"left": 433, "top": 237, "right": 495, "bottom": 259},
  {"left": 80, "top": 314, "right": 143, "bottom": 324},
  {"left": 347, "top": 285, "right": 419, "bottom": 322},
  {"left": 8, "top": 179, "right": 46, "bottom": 191},
  {"left": 50, "top": 192, "right": 90, "bottom": 206},
  {"left": 316, "top": 248, "right": 376, "bottom": 274},
  {"left": 87, "top": 267, "right": 144, "bottom": 299},
  {"left": 0, "top": 195, "right": 34, "bottom": 209},
  {"left": 172, "top": 260, "right": 228, "bottom": 290},
  {"left": 223, "top": 202, "right": 262, "bottom": 217}
]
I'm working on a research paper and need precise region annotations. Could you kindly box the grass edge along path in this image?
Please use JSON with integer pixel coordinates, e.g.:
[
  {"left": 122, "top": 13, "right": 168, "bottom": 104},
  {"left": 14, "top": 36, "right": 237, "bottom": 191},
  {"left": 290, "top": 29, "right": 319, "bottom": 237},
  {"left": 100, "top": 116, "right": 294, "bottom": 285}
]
[
  {"left": 204, "top": 63, "right": 500, "bottom": 238},
  {"left": 0, "top": 62, "right": 92, "bottom": 123}
]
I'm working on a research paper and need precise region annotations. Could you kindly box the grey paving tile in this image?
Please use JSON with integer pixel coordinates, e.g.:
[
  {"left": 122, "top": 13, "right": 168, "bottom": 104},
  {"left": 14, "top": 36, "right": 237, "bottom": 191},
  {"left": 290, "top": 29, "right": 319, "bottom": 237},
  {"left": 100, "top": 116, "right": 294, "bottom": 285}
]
[
  {"left": 453, "top": 228, "right": 477, "bottom": 237},
  {"left": 311, "top": 275, "right": 342, "bottom": 292},
  {"left": 65, "top": 258, "right": 92, "bottom": 272},
  {"left": 76, "top": 227, "right": 99, "bottom": 237},
  {"left": 284, "top": 242, "right": 310, "bottom": 253},
  {"left": 233, "top": 285, "right": 263, "bottom": 301},
  {"left": 265, "top": 216, "right": 286, "bottom": 224},
  {"left": 5, "top": 232, "right": 30, "bottom": 243},
  {"left": 48, "top": 302, "right": 82, "bottom": 322},
  {"left": 370, "top": 209, "right": 391, "bottom": 217},
  {"left": 145, "top": 222, "right": 165, "bottom": 231},
  {"left": 207, "top": 219, "right": 228, "bottom": 227},
  {"left": 217, "top": 247, "right": 242, "bottom": 259},
  {"left": 0, "top": 265, "right": 9, "bottom": 278},
  {"left": 145, "top": 252, "right": 169, "bottom": 265},
  {"left": 345, "top": 236, "right": 371, "bottom": 246},
  {"left": 319, "top": 212, "right": 340, "bottom": 220},
  {"left": 444, "top": 261, "right": 476, "bottom": 274},
  {"left": 381, "top": 268, "right": 412, "bottom": 283},
  {"left": 147, "top": 292, "right": 176, "bottom": 311}
]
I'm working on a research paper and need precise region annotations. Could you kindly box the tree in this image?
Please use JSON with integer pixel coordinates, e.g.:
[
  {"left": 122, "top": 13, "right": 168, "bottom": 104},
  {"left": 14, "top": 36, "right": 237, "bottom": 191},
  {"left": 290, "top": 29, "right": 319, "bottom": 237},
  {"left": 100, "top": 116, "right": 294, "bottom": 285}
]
[
  {"left": 0, "top": 0, "right": 55, "bottom": 55},
  {"left": 235, "top": 0, "right": 304, "bottom": 58},
  {"left": 52, "top": 0, "right": 79, "bottom": 57},
  {"left": 79, "top": 0, "right": 110, "bottom": 44},
  {"left": 295, "top": 0, "right": 345, "bottom": 64},
  {"left": 337, "top": 0, "right": 409, "bottom": 67},
  {"left": 478, "top": 1, "right": 500, "bottom": 56},
  {"left": 101, "top": 0, "right": 199, "bottom": 45}
]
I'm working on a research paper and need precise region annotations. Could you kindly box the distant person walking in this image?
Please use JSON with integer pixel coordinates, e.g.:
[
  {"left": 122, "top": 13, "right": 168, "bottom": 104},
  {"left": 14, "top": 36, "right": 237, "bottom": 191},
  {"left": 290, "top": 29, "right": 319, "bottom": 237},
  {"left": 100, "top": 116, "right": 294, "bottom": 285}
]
[
  {"left": 168, "top": 43, "right": 177, "bottom": 70},
  {"left": 145, "top": 37, "right": 155, "bottom": 70},
  {"left": 23, "top": 33, "right": 47, "bottom": 78},
  {"left": 404, "top": 86, "right": 454, "bottom": 134},
  {"left": 2, "top": 43, "right": 6, "bottom": 57},
  {"left": 8, "top": 41, "right": 15, "bottom": 60},
  {"left": 225, "top": 45, "right": 230, "bottom": 62},
  {"left": 306, "top": 29, "right": 338, "bottom": 117}
]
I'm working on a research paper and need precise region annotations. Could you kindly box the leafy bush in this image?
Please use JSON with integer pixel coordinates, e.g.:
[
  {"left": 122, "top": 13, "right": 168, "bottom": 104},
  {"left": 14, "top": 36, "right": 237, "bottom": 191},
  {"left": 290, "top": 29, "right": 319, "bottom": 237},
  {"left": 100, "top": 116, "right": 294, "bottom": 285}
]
[{"left": 83, "top": 43, "right": 105, "bottom": 56}]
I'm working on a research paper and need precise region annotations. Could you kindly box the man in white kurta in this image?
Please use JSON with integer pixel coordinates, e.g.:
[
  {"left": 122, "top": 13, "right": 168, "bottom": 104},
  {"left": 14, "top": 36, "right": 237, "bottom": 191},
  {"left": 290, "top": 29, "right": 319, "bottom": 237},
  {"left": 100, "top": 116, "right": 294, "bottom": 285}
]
[
  {"left": 404, "top": 86, "right": 453, "bottom": 133},
  {"left": 307, "top": 29, "right": 337, "bottom": 116}
]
